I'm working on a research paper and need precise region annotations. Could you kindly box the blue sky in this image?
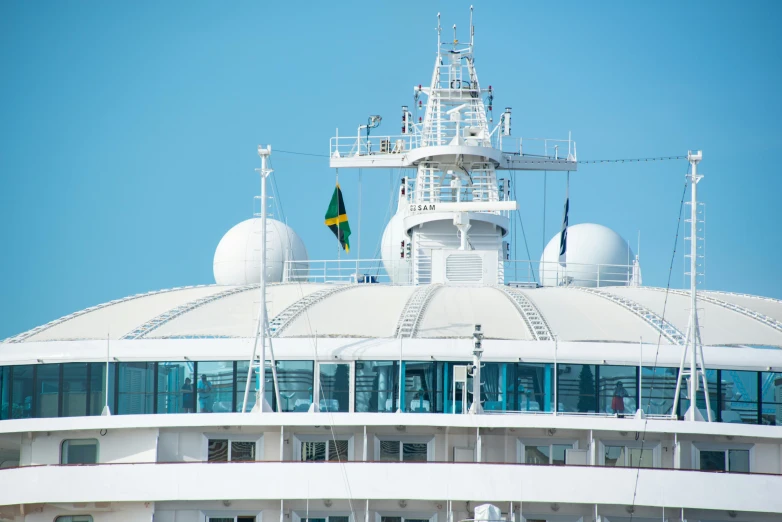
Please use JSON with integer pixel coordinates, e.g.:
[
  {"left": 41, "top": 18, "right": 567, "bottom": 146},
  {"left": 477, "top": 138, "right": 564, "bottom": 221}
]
[{"left": 1, "top": 1, "right": 781, "bottom": 339}]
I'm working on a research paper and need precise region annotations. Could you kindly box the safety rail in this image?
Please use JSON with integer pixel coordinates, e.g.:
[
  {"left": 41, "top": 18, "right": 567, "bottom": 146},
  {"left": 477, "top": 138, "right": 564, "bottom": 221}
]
[
  {"left": 506, "top": 260, "right": 635, "bottom": 288},
  {"left": 284, "top": 258, "right": 410, "bottom": 284},
  {"left": 330, "top": 133, "right": 420, "bottom": 159},
  {"left": 495, "top": 136, "right": 577, "bottom": 161}
]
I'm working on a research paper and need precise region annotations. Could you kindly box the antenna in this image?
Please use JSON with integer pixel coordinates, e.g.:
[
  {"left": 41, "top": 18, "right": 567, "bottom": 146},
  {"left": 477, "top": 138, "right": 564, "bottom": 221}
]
[
  {"left": 470, "top": 5, "right": 474, "bottom": 46},
  {"left": 437, "top": 12, "right": 441, "bottom": 51}
]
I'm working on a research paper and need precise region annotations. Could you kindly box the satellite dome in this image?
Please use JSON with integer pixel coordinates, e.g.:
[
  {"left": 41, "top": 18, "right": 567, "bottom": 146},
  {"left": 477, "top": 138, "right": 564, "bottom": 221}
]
[
  {"left": 380, "top": 212, "right": 412, "bottom": 284},
  {"left": 539, "top": 223, "right": 634, "bottom": 287},
  {"left": 213, "top": 218, "right": 308, "bottom": 285}
]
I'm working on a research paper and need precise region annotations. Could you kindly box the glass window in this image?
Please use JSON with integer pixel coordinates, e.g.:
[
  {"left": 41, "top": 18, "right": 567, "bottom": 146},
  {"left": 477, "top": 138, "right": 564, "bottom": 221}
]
[
  {"left": 207, "top": 439, "right": 256, "bottom": 462},
  {"left": 197, "top": 361, "right": 234, "bottom": 413},
  {"left": 761, "top": 371, "right": 782, "bottom": 426},
  {"left": 403, "top": 442, "right": 427, "bottom": 462},
  {"left": 681, "top": 369, "right": 718, "bottom": 420},
  {"left": 525, "top": 445, "right": 549, "bottom": 465},
  {"left": 558, "top": 364, "right": 596, "bottom": 412},
  {"left": 117, "top": 362, "right": 155, "bottom": 415},
  {"left": 319, "top": 363, "right": 349, "bottom": 412},
  {"left": 62, "top": 363, "right": 88, "bottom": 417},
  {"left": 355, "top": 361, "right": 398, "bottom": 412},
  {"left": 721, "top": 370, "right": 758, "bottom": 424},
  {"left": 604, "top": 446, "right": 625, "bottom": 466},
  {"left": 523, "top": 441, "right": 574, "bottom": 465},
  {"left": 728, "top": 449, "right": 750, "bottom": 473},
  {"left": 699, "top": 450, "right": 725, "bottom": 471},
  {"left": 379, "top": 440, "right": 400, "bottom": 461},
  {"left": 36, "top": 364, "right": 60, "bottom": 418},
  {"left": 300, "top": 439, "right": 349, "bottom": 461},
  {"left": 267, "top": 361, "right": 314, "bottom": 412},
  {"left": 0, "top": 367, "right": 8, "bottom": 420},
  {"left": 508, "top": 363, "right": 553, "bottom": 412},
  {"left": 157, "top": 362, "right": 194, "bottom": 414},
  {"left": 11, "top": 365, "right": 34, "bottom": 419},
  {"left": 88, "top": 363, "right": 106, "bottom": 416},
  {"left": 235, "top": 360, "right": 257, "bottom": 413},
  {"left": 61, "top": 439, "right": 98, "bottom": 464},
  {"left": 55, "top": 517, "right": 94, "bottom": 522},
  {"left": 640, "top": 366, "right": 678, "bottom": 416},
  {"left": 604, "top": 445, "right": 653, "bottom": 467},
  {"left": 403, "top": 361, "right": 443, "bottom": 413},
  {"left": 598, "top": 365, "right": 637, "bottom": 415}
]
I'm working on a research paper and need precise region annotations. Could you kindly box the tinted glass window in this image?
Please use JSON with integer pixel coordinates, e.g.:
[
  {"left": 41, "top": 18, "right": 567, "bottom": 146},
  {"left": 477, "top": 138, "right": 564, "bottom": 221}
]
[
  {"left": 61, "top": 439, "right": 98, "bottom": 464},
  {"left": 728, "top": 449, "right": 750, "bottom": 473},
  {"left": 700, "top": 450, "right": 726, "bottom": 471},
  {"left": 379, "top": 440, "right": 400, "bottom": 461},
  {"left": 402, "top": 442, "right": 427, "bottom": 462},
  {"left": 208, "top": 440, "right": 229, "bottom": 462},
  {"left": 231, "top": 441, "right": 255, "bottom": 462}
]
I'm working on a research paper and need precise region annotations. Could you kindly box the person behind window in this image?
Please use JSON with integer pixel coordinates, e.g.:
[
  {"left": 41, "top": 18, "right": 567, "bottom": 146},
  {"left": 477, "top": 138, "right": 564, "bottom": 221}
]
[
  {"left": 197, "top": 374, "right": 213, "bottom": 413},
  {"left": 612, "top": 381, "right": 629, "bottom": 416},
  {"left": 180, "top": 377, "right": 193, "bottom": 413}
]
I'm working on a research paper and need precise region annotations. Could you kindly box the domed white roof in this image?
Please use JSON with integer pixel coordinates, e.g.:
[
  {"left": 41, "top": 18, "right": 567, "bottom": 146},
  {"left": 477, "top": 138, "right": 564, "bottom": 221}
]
[
  {"left": 540, "top": 223, "right": 634, "bottom": 287},
  {"left": 213, "top": 218, "right": 308, "bottom": 285}
]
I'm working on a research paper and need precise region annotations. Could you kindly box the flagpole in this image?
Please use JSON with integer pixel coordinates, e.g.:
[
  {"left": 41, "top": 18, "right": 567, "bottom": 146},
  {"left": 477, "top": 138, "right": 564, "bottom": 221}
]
[{"left": 336, "top": 167, "right": 340, "bottom": 280}]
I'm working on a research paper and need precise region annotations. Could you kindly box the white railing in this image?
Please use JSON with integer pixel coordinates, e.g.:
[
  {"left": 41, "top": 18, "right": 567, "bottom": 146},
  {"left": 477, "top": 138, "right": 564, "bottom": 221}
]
[
  {"left": 284, "top": 258, "right": 635, "bottom": 287},
  {"left": 330, "top": 132, "right": 421, "bottom": 159},
  {"left": 284, "top": 258, "right": 411, "bottom": 284},
  {"left": 496, "top": 136, "right": 577, "bottom": 162},
  {"left": 505, "top": 260, "right": 634, "bottom": 288}
]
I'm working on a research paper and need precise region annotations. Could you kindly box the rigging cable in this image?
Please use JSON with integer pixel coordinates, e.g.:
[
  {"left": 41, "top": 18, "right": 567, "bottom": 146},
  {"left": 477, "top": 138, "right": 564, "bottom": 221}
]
[{"left": 628, "top": 165, "right": 690, "bottom": 520}]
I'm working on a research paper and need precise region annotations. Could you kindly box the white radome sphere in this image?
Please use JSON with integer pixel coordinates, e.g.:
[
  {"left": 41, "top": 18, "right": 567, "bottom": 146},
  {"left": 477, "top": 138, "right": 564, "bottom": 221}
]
[
  {"left": 213, "top": 218, "right": 308, "bottom": 285},
  {"left": 380, "top": 212, "right": 412, "bottom": 284},
  {"left": 539, "top": 223, "right": 634, "bottom": 287}
]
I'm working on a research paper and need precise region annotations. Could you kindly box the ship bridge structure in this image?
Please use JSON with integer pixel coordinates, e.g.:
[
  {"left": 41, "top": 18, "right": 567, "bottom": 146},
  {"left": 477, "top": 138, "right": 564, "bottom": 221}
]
[{"left": 1, "top": 9, "right": 782, "bottom": 522}]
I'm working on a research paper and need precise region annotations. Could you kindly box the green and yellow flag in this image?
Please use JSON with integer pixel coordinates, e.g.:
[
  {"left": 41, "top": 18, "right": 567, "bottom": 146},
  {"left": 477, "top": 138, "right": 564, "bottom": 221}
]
[{"left": 324, "top": 184, "right": 351, "bottom": 253}]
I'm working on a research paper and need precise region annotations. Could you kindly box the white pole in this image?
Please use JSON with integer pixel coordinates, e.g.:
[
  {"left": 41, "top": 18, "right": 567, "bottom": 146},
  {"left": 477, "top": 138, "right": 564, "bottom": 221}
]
[
  {"left": 553, "top": 336, "right": 558, "bottom": 415},
  {"left": 638, "top": 337, "right": 643, "bottom": 414},
  {"left": 101, "top": 332, "right": 111, "bottom": 416},
  {"left": 357, "top": 169, "right": 362, "bottom": 281}
]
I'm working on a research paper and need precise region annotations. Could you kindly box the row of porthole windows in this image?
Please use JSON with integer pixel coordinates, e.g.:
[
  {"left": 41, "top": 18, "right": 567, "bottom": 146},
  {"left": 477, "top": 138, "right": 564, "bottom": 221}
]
[
  {"left": 59, "top": 435, "right": 752, "bottom": 474},
  {"left": 3, "top": 361, "right": 780, "bottom": 424}
]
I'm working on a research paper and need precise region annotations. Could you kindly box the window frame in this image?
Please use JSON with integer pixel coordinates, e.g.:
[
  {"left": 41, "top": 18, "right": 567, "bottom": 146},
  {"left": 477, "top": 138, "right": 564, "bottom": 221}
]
[
  {"left": 597, "top": 440, "right": 661, "bottom": 468},
  {"left": 691, "top": 442, "right": 753, "bottom": 473},
  {"left": 60, "top": 438, "right": 99, "bottom": 465},
  {"left": 203, "top": 433, "right": 263, "bottom": 462},
  {"left": 373, "top": 435, "right": 434, "bottom": 462},
  {"left": 293, "top": 433, "right": 354, "bottom": 462},
  {"left": 517, "top": 438, "right": 577, "bottom": 465},
  {"left": 375, "top": 513, "right": 437, "bottom": 522},
  {"left": 292, "top": 511, "right": 355, "bottom": 522},
  {"left": 202, "top": 511, "right": 263, "bottom": 522},
  {"left": 54, "top": 517, "right": 94, "bottom": 522}
]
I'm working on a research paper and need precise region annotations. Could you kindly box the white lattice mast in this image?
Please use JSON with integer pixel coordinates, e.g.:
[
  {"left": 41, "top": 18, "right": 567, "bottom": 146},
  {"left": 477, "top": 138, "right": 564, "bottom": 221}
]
[{"left": 672, "top": 150, "right": 712, "bottom": 422}]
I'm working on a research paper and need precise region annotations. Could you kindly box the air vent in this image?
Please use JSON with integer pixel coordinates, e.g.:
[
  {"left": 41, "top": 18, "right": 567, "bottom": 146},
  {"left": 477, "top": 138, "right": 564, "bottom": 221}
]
[{"left": 445, "top": 253, "right": 483, "bottom": 282}]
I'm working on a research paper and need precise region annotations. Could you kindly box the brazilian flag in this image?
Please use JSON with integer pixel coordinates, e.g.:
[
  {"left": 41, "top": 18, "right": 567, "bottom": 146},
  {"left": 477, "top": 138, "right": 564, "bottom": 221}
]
[{"left": 324, "top": 184, "right": 351, "bottom": 253}]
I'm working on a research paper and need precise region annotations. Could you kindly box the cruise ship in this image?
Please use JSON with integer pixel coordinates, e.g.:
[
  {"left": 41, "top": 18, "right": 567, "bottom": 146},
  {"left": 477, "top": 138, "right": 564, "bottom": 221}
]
[{"left": 2, "top": 9, "right": 781, "bottom": 522}]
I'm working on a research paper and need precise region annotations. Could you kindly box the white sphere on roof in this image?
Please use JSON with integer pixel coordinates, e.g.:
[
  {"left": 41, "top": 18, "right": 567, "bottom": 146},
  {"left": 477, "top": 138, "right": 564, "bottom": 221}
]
[
  {"left": 213, "top": 218, "right": 308, "bottom": 285},
  {"left": 380, "top": 212, "right": 412, "bottom": 284},
  {"left": 539, "top": 223, "right": 634, "bottom": 287}
]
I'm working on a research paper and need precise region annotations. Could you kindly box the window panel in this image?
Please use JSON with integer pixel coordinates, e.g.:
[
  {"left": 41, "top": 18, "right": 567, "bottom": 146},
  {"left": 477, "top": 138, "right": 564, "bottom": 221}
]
[
  {"left": 55, "top": 517, "right": 94, "bottom": 522},
  {"left": 36, "top": 364, "right": 59, "bottom": 418},
  {"left": 88, "top": 363, "right": 106, "bottom": 416},
  {"left": 0, "top": 367, "right": 8, "bottom": 420},
  {"left": 231, "top": 441, "right": 256, "bottom": 461},
  {"left": 355, "top": 361, "right": 397, "bottom": 413},
  {"left": 557, "top": 364, "right": 596, "bottom": 413},
  {"left": 381, "top": 517, "right": 402, "bottom": 522},
  {"left": 728, "top": 449, "right": 750, "bottom": 473},
  {"left": 62, "top": 363, "right": 88, "bottom": 417},
  {"left": 267, "top": 361, "right": 314, "bottom": 412},
  {"left": 525, "top": 445, "right": 549, "bottom": 465},
  {"left": 158, "top": 362, "right": 194, "bottom": 414},
  {"left": 197, "top": 362, "right": 234, "bottom": 413},
  {"left": 761, "top": 371, "right": 782, "bottom": 426},
  {"left": 721, "top": 370, "right": 758, "bottom": 424},
  {"left": 699, "top": 450, "right": 726, "bottom": 471},
  {"left": 328, "top": 440, "right": 349, "bottom": 461},
  {"left": 598, "top": 365, "right": 636, "bottom": 415},
  {"left": 628, "top": 448, "right": 653, "bottom": 468},
  {"left": 509, "top": 363, "right": 553, "bottom": 412},
  {"left": 640, "top": 366, "right": 678, "bottom": 416},
  {"left": 235, "top": 361, "right": 257, "bottom": 413},
  {"left": 404, "top": 361, "right": 443, "bottom": 413},
  {"left": 320, "top": 363, "right": 350, "bottom": 412},
  {"left": 681, "top": 369, "right": 718, "bottom": 419},
  {"left": 402, "top": 442, "right": 427, "bottom": 462},
  {"left": 551, "top": 444, "right": 569, "bottom": 466},
  {"left": 379, "top": 440, "right": 400, "bottom": 461},
  {"left": 302, "top": 441, "right": 326, "bottom": 461},
  {"left": 604, "top": 446, "right": 625, "bottom": 467},
  {"left": 61, "top": 439, "right": 98, "bottom": 464},
  {"left": 208, "top": 440, "right": 229, "bottom": 462},
  {"left": 11, "top": 365, "right": 34, "bottom": 419},
  {"left": 117, "top": 362, "right": 155, "bottom": 415}
]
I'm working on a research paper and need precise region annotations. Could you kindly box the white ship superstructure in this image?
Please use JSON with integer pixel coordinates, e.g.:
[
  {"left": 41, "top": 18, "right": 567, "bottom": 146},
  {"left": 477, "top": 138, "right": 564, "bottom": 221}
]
[{"left": 1, "top": 10, "right": 782, "bottom": 522}]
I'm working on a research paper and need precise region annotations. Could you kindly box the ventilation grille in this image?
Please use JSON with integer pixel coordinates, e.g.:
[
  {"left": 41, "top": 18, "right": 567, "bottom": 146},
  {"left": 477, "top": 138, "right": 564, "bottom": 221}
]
[{"left": 445, "top": 253, "right": 483, "bottom": 282}]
